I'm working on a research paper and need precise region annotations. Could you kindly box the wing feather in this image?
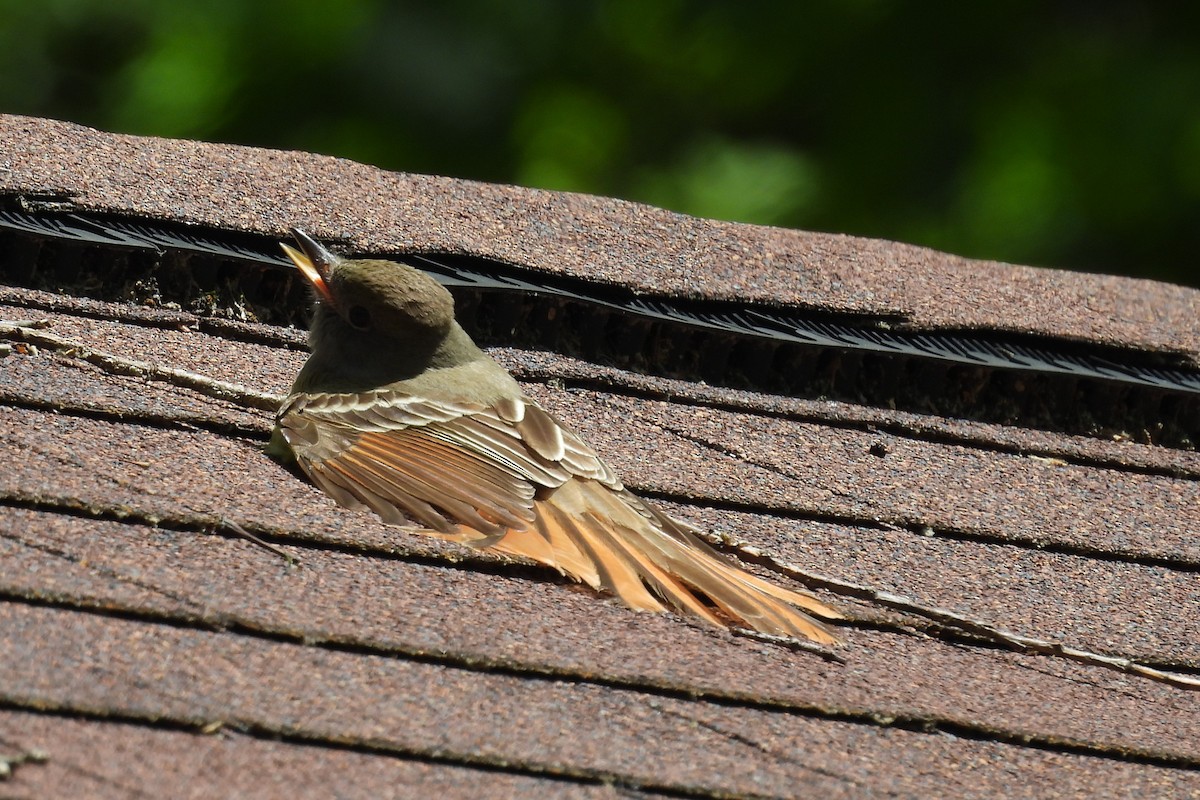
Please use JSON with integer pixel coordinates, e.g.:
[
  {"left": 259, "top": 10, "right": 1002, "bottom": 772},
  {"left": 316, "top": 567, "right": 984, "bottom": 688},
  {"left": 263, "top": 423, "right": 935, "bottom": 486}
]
[
  {"left": 358, "top": 432, "right": 535, "bottom": 519},
  {"left": 280, "top": 393, "right": 551, "bottom": 535},
  {"left": 315, "top": 456, "right": 447, "bottom": 529},
  {"left": 641, "top": 502, "right": 842, "bottom": 619},
  {"left": 530, "top": 505, "right": 603, "bottom": 588},
  {"left": 580, "top": 517, "right": 725, "bottom": 625},
  {"left": 539, "top": 500, "right": 666, "bottom": 613},
  {"left": 506, "top": 398, "right": 566, "bottom": 461}
]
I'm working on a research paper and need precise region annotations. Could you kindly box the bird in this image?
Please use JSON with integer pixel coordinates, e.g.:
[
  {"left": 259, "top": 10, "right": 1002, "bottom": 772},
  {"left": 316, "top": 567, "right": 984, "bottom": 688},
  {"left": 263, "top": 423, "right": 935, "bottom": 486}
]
[{"left": 269, "top": 228, "right": 842, "bottom": 644}]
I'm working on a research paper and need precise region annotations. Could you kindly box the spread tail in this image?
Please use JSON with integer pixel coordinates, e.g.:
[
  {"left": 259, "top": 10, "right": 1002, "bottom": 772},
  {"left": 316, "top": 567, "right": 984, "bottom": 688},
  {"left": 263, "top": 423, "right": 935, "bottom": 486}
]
[{"left": 440, "top": 479, "right": 842, "bottom": 644}]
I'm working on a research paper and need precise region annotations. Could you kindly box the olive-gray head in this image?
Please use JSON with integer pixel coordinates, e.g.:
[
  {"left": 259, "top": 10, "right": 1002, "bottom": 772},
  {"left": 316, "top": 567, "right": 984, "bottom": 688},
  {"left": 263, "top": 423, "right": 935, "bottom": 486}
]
[{"left": 281, "top": 228, "right": 479, "bottom": 393}]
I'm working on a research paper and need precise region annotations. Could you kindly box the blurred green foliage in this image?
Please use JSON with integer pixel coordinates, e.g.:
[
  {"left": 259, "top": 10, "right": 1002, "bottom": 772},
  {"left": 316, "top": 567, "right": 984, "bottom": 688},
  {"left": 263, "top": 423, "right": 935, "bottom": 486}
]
[{"left": 1, "top": 0, "right": 1197, "bottom": 286}]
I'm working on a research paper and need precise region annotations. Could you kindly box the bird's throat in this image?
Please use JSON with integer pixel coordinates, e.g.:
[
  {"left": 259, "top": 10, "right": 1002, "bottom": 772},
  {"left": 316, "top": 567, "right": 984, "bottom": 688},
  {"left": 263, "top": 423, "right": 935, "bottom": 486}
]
[{"left": 293, "top": 320, "right": 487, "bottom": 396}]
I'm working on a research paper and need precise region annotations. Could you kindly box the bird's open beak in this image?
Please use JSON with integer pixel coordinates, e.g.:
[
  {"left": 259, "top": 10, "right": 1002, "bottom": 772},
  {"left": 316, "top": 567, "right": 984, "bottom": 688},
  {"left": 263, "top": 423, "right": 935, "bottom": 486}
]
[{"left": 281, "top": 228, "right": 336, "bottom": 305}]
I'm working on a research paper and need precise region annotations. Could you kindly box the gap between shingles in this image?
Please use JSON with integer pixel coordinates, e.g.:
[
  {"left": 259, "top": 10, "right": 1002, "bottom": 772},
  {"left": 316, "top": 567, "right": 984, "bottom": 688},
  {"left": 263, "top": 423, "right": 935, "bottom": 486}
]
[
  {"left": 0, "top": 698, "right": 732, "bottom": 800},
  {"left": 1, "top": 603, "right": 1198, "bottom": 775},
  {"left": 2, "top": 388, "right": 271, "bottom": 440},
  {"left": 639, "top": 486, "right": 1200, "bottom": 575},
  {"left": 0, "top": 492, "right": 559, "bottom": 585},
  {"left": 645, "top": 702, "right": 865, "bottom": 789},
  {"left": 5, "top": 307, "right": 1192, "bottom": 481}
]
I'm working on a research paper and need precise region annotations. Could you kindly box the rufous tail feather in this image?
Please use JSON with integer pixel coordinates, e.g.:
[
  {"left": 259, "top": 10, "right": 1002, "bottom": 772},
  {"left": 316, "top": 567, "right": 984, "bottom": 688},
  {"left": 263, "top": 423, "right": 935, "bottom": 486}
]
[{"left": 429, "top": 479, "right": 841, "bottom": 644}]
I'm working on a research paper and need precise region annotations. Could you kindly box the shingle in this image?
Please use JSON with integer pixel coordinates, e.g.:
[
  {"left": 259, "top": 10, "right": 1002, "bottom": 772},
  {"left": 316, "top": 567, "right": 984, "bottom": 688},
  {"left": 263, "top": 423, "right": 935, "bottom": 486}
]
[
  {"left": 0, "top": 709, "right": 633, "bottom": 800},
  {"left": 658, "top": 502, "right": 1200, "bottom": 664}
]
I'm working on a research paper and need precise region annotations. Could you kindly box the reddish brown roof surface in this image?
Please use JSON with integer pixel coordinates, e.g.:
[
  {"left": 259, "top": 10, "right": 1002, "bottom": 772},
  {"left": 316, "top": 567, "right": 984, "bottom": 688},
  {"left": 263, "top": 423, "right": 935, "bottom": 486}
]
[{"left": 1, "top": 115, "right": 1199, "bottom": 799}]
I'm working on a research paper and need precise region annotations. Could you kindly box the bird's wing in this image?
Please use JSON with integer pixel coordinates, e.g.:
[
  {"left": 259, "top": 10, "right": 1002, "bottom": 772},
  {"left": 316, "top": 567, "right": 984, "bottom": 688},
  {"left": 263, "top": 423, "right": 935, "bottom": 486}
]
[
  {"left": 276, "top": 389, "right": 614, "bottom": 535},
  {"left": 278, "top": 388, "right": 841, "bottom": 644}
]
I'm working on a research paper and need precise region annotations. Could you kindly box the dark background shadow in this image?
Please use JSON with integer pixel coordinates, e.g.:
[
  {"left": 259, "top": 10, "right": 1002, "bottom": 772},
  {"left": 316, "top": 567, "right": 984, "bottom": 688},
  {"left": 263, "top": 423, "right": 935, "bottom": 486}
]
[{"left": 3, "top": 1, "right": 1197, "bottom": 287}]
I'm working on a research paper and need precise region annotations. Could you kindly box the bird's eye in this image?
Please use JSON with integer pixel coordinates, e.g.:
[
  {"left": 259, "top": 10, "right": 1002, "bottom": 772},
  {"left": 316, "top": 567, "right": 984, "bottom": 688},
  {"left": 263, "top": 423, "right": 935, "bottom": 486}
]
[{"left": 346, "top": 305, "right": 372, "bottom": 330}]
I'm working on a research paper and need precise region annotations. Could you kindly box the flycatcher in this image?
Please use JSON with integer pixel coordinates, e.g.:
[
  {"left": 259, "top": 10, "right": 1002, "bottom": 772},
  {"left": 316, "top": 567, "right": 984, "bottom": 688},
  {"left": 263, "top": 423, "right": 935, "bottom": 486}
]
[{"left": 271, "top": 229, "right": 841, "bottom": 644}]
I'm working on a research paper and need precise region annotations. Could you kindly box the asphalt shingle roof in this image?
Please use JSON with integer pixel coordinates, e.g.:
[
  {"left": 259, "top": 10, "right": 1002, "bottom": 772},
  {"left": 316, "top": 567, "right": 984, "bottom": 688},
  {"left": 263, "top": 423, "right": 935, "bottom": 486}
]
[{"left": 1, "top": 115, "right": 1198, "bottom": 799}]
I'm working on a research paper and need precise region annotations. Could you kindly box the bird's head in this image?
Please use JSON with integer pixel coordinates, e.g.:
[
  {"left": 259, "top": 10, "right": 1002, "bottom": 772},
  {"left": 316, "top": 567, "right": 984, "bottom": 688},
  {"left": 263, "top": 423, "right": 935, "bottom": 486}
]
[
  {"left": 280, "top": 228, "right": 476, "bottom": 392},
  {"left": 282, "top": 228, "right": 456, "bottom": 345}
]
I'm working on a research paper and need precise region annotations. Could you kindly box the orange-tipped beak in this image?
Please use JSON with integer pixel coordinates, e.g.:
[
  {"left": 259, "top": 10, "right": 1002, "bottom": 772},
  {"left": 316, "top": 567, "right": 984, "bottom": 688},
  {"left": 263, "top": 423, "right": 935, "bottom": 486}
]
[{"left": 281, "top": 228, "right": 336, "bottom": 305}]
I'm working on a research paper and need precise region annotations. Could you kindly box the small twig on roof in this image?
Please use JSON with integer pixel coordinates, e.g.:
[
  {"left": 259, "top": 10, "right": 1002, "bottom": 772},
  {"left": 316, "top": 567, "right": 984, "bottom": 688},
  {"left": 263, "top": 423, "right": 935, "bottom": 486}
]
[
  {"left": 720, "top": 533, "right": 1200, "bottom": 692},
  {"left": 220, "top": 519, "right": 301, "bottom": 567},
  {"left": 0, "top": 319, "right": 284, "bottom": 411},
  {"left": 0, "top": 748, "right": 50, "bottom": 780},
  {"left": 1, "top": 319, "right": 295, "bottom": 565},
  {"left": 733, "top": 628, "right": 847, "bottom": 664}
]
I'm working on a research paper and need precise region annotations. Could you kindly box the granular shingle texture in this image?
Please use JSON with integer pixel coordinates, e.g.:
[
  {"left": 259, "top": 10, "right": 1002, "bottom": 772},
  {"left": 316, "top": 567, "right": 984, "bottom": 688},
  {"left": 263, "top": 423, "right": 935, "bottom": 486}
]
[{"left": 1, "top": 115, "right": 1198, "bottom": 800}]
